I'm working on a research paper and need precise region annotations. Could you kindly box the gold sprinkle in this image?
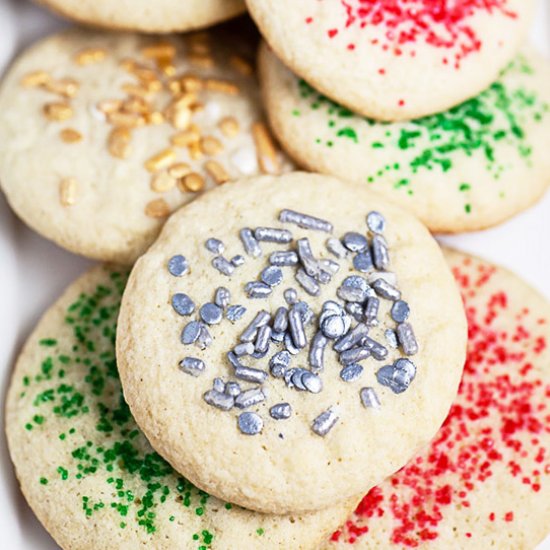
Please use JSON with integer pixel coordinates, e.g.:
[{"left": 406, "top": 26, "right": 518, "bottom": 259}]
[
  {"left": 45, "top": 78, "right": 80, "bottom": 98},
  {"left": 190, "top": 101, "right": 204, "bottom": 113},
  {"left": 219, "top": 117, "right": 240, "bottom": 138},
  {"left": 43, "top": 102, "right": 73, "bottom": 121},
  {"left": 145, "top": 198, "right": 171, "bottom": 218},
  {"left": 97, "top": 99, "right": 122, "bottom": 114},
  {"left": 106, "top": 111, "right": 145, "bottom": 128},
  {"left": 121, "top": 83, "right": 150, "bottom": 99},
  {"left": 157, "top": 56, "right": 176, "bottom": 76},
  {"left": 108, "top": 127, "right": 132, "bottom": 159},
  {"left": 150, "top": 171, "right": 177, "bottom": 193},
  {"left": 200, "top": 136, "right": 223, "bottom": 156},
  {"left": 133, "top": 66, "right": 161, "bottom": 83},
  {"left": 168, "top": 162, "right": 191, "bottom": 179},
  {"left": 171, "top": 125, "right": 200, "bottom": 147},
  {"left": 252, "top": 122, "right": 281, "bottom": 174},
  {"left": 21, "top": 70, "right": 51, "bottom": 88},
  {"left": 205, "top": 79, "right": 239, "bottom": 95},
  {"left": 204, "top": 160, "right": 229, "bottom": 185},
  {"left": 188, "top": 54, "right": 214, "bottom": 69},
  {"left": 60, "top": 128, "right": 82, "bottom": 143},
  {"left": 172, "top": 107, "right": 191, "bottom": 130},
  {"left": 180, "top": 75, "right": 203, "bottom": 93},
  {"left": 230, "top": 55, "right": 254, "bottom": 76},
  {"left": 188, "top": 141, "right": 203, "bottom": 160},
  {"left": 146, "top": 111, "right": 165, "bottom": 125},
  {"left": 74, "top": 47, "right": 107, "bottom": 65},
  {"left": 59, "top": 178, "right": 78, "bottom": 206},
  {"left": 121, "top": 96, "right": 149, "bottom": 115},
  {"left": 168, "top": 79, "right": 182, "bottom": 94},
  {"left": 141, "top": 43, "right": 176, "bottom": 59},
  {"left": 145, "top": 148, "right": 176, "bottom": 172},
  {"left": 182, "top": 173, "right": 205, "bottom": 192}
]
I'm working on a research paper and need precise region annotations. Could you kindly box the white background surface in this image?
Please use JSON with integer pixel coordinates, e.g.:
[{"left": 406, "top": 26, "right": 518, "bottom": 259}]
[{"left": 0, "top": 0, "right": 548, "bottom": 548}]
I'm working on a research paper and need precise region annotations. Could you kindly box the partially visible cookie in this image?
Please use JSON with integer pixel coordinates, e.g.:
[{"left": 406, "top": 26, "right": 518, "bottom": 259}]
[
  {"left": 259, "top": 44, "right": 550, "bottom": 233},
  {"left": 34, "top": 0, "right": 245, "bottom": 33},
  {"left": 247, "top": 0, "right": 534, "bottom": 121},
  {"left": 0, "top": 28, "right": 290, "bottom": 263},
  {"left": 325, "top": 249, "right": 550, "bottom": 549},
  {"left": 5, "top": 265, "right": 353, "bottom": 550},
  {"left": 116, "top": 172, "right": 467, "bottom": 515}
]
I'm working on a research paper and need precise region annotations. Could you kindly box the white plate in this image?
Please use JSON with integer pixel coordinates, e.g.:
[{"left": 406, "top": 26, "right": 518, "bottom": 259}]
[{"left": 0, "top": 1, "right": 548, "bottom": 548}]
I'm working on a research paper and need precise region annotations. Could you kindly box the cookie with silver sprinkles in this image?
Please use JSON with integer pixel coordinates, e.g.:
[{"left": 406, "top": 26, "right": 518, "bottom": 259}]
[
  {"left": 259, "top": 43, "right": 550, "bottom": 233},
  {"left": 246, "top": 0, "right": 534, "bottom": 121},
  {"left": 116, "top": 172, "right": 467, "bottom": 514},
  {"left": 324, "top": 249, "right": 550, "bottom": 549},
  {"left": 33, "top": 0, "right": 245, "bottom": 33},
  {"left": 0, "top": 28, "right": 290, "bottom": 263},
  {"left": 5, "top": 266, "right": 353, "bottom": 550}
]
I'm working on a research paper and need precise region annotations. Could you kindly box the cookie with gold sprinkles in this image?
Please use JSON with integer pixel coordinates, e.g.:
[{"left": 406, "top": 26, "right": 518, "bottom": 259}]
[
  {"left": 33, "top": 0, "right": 245, "bottom": 33},
  {"left": 324, "top": 248, "right": 550, "bottom": 549},
  {"left": 259, "top": 44, "right": 550, "bottom": 233},
  {"left": 247, "top": 0, "right": 534, "bottom": 121},
  {"left": 116, "top": 172, "right": 467, "bottom": 515},
  {"left": 0, "top": 28, "right": 291, "bottom": 263},
  {"left": 5, "top": 265, "right": 354, "bottom": 550}
]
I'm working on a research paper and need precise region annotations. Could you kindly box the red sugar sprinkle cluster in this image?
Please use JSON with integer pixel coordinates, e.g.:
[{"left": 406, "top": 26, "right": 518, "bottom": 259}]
[
  {"left": 331, "top": 258, "right": 549, "bottom": 547},
  {"left": 308, "top": 0, "right": 517, "bottom": 68}
]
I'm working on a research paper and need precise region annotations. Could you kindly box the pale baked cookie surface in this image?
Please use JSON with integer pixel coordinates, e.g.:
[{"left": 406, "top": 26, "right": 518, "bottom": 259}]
[
  {"left": 116, "top": 172, "right": 467, "bottom": 515},
  {"left": 260, "top": 45, "right": 550, "bottom": 233},
  {"left": 34, "top": 0, "right": 245, "bottom": 33},
  {"left": 5, "top": 265, "right": 352, "bottom": 550},
  {"left": 246, "top": 0, "right": 534, "bottom": 121},
  {"left": 324, "top": 249, "right": 550, "bottom": 549},
  {"left": 0, "top": 28, "right": 289, "bottom": 263}
]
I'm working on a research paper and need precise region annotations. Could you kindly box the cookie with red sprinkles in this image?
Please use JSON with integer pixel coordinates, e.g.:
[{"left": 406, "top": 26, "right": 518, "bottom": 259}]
[
  {"left": 324, "top": 248, "right": 550, "bottom": 549},
  {"left": 246, "top": 0, "right": 534, "bottom": 121}
]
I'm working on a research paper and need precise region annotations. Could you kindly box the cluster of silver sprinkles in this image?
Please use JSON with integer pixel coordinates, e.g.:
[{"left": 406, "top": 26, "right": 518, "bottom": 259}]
[{"left": 170, "top": 208, "right": 419, "bottom": 437}]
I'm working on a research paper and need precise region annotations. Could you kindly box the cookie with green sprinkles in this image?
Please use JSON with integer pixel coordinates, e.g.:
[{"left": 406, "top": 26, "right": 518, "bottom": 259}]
[
  {"left": 5, "top": 265, "right": 354, "bottom": 549},
  {"left": 259, "top": 44, "right": 550, "bottom": 233}
]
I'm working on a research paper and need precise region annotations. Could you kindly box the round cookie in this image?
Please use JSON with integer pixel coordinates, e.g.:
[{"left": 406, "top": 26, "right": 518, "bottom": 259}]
[
  {"left": 116, "top": 172, "right": 467, "bottom": 514},
  {"left": 0, "top": 28, "right": 290, "bottom": 264},
  {"left": 325, "top": 249, "right": 550, "bottom": 549},
  {"left": 259, "top": 44, "right": 550, "bottom": 233},
  {"left": 33, "top": 0, "right": 245, "bottom": 33},
  {"left": 246, "top": 0, "right": 534, "bottom": 121},
  {"left": 5, "top": 265, "right": 354, "bottom": 550}
]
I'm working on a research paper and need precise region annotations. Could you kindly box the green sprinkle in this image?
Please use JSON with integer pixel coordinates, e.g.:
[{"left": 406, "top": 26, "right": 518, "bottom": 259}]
[
  {"left": 256, "top": 528, "right": 265, "bottom": 536},
  {"left": 169, "top": 516, "right": 175, "bottom": 522},
  {"left": 224, "top": 503, "right": 232, "bottom": 510},
  {"left": 459, "top": 183, "right": 471, "bottom": 192},
  {"left": 39, "top": 338, "right": 57, "bottom": 347},
  {"left": 39, "top": 477, "right": 48, "bottom": 485},
  {"left": 25, "top": 423, "right": 33, "bottom": 431},
  {"left": 57, "top": 466, "right": 69, "bottom": 480},
  {"left": 465, "top": 204, "right": 472, "bottom": 213}
]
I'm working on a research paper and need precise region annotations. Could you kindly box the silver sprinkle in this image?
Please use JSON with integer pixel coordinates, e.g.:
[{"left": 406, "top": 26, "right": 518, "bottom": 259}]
[
  {"left": 321, "top": 314, "right": 349, "bottom": 340},
  {"left": 231, "top": 254, "right": 246, "bottom": 267},
  {"left": 213, "top": 377, "right": 225, "bottom": 393},
  {"left": 372, "top": 235, "right": 390, "bottom": 270},
  {"left": 227, "top": 351, "right": 243, "bottom": 369},
  {"left": 319, "top": 258, "right": 340, "bottom": 275},
  {"left": 245, "top": 281, "right": 272, "bottom": 299},
  {"left": 284, "top": 288, "right": 298, "bottom": 305},
  {"left": 181, "top": 321, "right": 202, "bottom": 345},
  {"left": 279, "top": 209, "right": 333, "bottom": 233},
  {"left": 214, "top": 287, "right": 231, "bottom": 309},
  {"left": 270, "top": 250, "right": 299, "bottom": 266},
  {"left": 212, "top": 256, "right": 235, "bottom": 276},
  {"left": 234, "top": 366, "right": 268, "bottom": 384},
  {"left": 254, "top": 227, "right": 293, "bottom": 243},
  {"left": 168, "top": 255, "right": 189, "bottom": 277},
  {"left": 270, "top": 403, "right": 291, "bottom": 420},
  {"left": 270, "top": 350, "right": 291, "bottom": 377},
  {"left": 179, "top": 357, "right": 205, "bottom": 377},
  {"left": 346, "top": 302, "right": 364, "bottom": 322},
  {"left": 251, "top": 348, "right": 269, "bottom": 359},
  {"left": 205, "top": 238, "right": 224, "bottom": 255},
  {"left": 255, "top": 325, "right": 272, "bottom": 353},
  {"left": 311, "top": 408, "right": 339, "bottom": 437},
  {"left": 238, "top": 412, "right": 263, "bottom": 435},
  {"left": 362, "top": 337, "right": 388, "bottom": 360},
  {"left": 290, "top": 368, "right": 308, "bottom": 390},
  {"left": 227, "top": 304, "right": 246, "bottom": 322},
  {"left": 302, "top": 371, "right": 323, "bottom": 393},
  {"left": 339, "top": 346, "right": 370, "bottom": 365},
  {"left": 295, "top": 301, "right": 315, "bottom": 325},
  {"left": 296, "top": 238, "right": 320, "bottom": 278},
  {"left": 366, "top": 211, "right": 386, "bottom": 234},
  {"left": 367, "top": 271, "right": 397, "bottom": 286},
  {"left": 391, "top": 300, "right": 410, "bottom": 323},
  {"left": 343, "top": 232, "right": 368, "bottom": 253},
  {"left": 271, "top": 330, "right": 285, "bottom": 343},
  {"left": 295, "top": 268, "right": 320, "bottom": 296},
  {"left": 376, "top": 359, "right": 416, "bottom": 394},
  {"left": 395, "top": 358, "right": 417, "bottom": 379},
  {"left": 309, "top": 331, "right": 328, "bottom": 371},
  {"left": 364, "top": 297, "right": 380, "bottom": 326},
  {"left": 172, "top": 293, "right": 195, "bottom": 316},
  {"left": 234, "top": 342, "right": 254, "bottom": 356},
  {"left": 360, "top": 387, "right": 381, "bottom": 408},
  {"left": 273, "top": 307, "right": 289, "bottom": 333},
  {"left": 322, "top": 300, "right": 344, "bottom": 315},
  {"left": 239, "top": 228, "right": 262, "bottom": 257},
  {"left": 317, "top": 269, "right": 331, "bottom": 285},
  {"left": 396, "top": 322, "right": 419, "bottom": 355},
  {"left": 204, "top": 390, "right": 234, "bottom": 410},
  {"left": 372, "top": 278, "right": 401, "bottom": 301},
  {"left": 196, "top": 324, "right": 213, "bottom": 349},
  {"left": 334, "top": 323, "right": 369, "bottom": 352},
  {"left": 340, "top": 363, "right": 364, "bottom": 382},
  {"left": 199, "top": 302, "right": 223, "bottom": 325},
  {"left": 354, "top": 251, "right": 374, "bottom": 273},
  {"left": 240, "top": 310, "right": 270, "bottom": 342},
  {"left": 337, "top": 285, "right": 368, "bottom": 303},
  {"left": 385, "top": 328, "right": 399, "bottom": 349},
  {"left": 289, "top": 306, "right": 307, "bottom": 349},
  {"left": 235, "top": 387, "right": 267, "bottom": 409},
  {"left": 284, "top": 332, "right": 301, "bottom": 355},
  {"left": 225, "top": 382, "right": 241, "bottom": 397},
  {"left": 326, "top": 238, "right": 348, "bottom": 258},
  {"left": 261, "top": 266, "right": 284, "bottom": 287}
]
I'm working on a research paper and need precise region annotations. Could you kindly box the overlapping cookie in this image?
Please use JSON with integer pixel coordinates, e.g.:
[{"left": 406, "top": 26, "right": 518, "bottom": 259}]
[
  {"left": 247, "top": 0, "right": 534, "bottom": 121},
  {"left": 116, "top": 172, "right": 467, "bottom": 515},
  {"left": 260, "top": 45, "right": 550, "bottom": 233},
  {"left": 0, "top": 28, "right": 290, "bottom": 263},
  {"left": 34, "top": 0, "right": 245, "bottom": 33},
  {"left": 325, "top": 249, "right": 550, "bottom": 549},
  {"left": 5, "top": 265, "right": 354, "bottom": 550}
]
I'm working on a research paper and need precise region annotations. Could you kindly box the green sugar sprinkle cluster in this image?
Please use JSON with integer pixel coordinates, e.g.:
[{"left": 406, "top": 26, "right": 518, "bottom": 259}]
[
  {"left": 20, "top": 269, "right": 265, "bottom": 547},
  {"left": 294, "top": 56, "right": 548, "bottom": 210}
]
